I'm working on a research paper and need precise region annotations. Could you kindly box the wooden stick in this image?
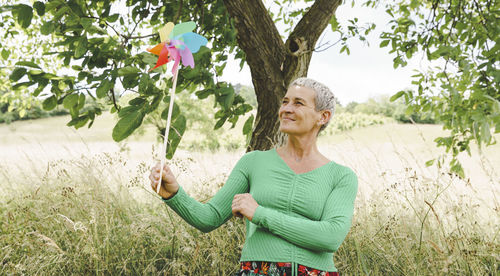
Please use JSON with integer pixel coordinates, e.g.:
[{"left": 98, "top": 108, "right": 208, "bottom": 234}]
[{"left": 157, "top": 67, "right": 179, "bottom": 194}]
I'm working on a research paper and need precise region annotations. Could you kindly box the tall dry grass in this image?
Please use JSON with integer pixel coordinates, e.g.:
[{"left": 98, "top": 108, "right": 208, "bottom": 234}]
[{"left": 1, "top": 122, "right": 499, "bottom": 275}]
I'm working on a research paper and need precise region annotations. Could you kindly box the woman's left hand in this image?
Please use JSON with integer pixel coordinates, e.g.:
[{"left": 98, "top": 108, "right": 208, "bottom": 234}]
[{"left": 232, "top": 193, "right": 259, "bottom": 221}]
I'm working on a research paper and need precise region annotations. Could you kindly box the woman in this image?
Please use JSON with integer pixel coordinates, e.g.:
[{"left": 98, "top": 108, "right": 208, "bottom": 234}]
[{"left": 149, "top": 77, "right": 358, "bottom": 276}]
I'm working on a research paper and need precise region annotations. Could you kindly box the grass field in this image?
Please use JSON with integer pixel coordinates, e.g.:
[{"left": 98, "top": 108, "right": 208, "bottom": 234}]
[{"left": 1, "top": 113, "right": 499, "bottom": 275}]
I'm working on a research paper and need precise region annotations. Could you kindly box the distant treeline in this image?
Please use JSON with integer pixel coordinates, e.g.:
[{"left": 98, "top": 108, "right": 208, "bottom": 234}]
[
  {"left": 0, "top": 99, "right": 101, "bottom": 124},
  {"left": 0, "top": 102, "right": 69, "bottom": 123},
  {"left": 1, "top": 86, "right": 437, "bottom": 125},
  {"left": 337, "top": 95, "right": 437, "bottom": 124}
]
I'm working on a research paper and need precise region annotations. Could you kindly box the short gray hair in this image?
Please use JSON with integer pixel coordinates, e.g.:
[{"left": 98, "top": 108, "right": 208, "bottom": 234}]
[{"left": 289, "top": 77, "right": 337, "bottom": 133}]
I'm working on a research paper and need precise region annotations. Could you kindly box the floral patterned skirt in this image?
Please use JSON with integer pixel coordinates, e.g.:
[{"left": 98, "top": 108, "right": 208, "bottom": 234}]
[{"left": 234, "top": 261, "right": 339, "bottom": 276}]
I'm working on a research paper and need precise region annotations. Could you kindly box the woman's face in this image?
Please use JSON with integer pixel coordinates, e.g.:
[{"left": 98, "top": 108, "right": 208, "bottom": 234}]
[{"left": 279, "top": 85, "right": 322, "bottom": 135}]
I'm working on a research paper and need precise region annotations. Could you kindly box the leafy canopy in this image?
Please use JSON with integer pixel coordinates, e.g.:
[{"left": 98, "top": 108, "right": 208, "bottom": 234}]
[
  {"left": 377, "top": 0, "right": 499, "bottom": 177},
  {"left": 1, "top": 0, "right": 498, "bottom": 177}
]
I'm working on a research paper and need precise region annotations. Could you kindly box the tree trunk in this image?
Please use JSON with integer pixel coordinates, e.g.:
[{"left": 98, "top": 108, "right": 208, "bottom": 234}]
[{"left": 223, "top": 0, "right": 342, "bottom": 152}]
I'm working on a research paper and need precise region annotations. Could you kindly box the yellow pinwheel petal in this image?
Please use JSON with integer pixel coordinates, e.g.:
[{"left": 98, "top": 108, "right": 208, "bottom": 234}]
[{"left": 159, "top": 22, "right": 174, "bottom": 42}]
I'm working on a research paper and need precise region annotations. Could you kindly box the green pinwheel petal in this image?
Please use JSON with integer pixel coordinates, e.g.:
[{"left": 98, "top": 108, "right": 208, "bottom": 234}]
[{"left": 170, "top": 21, "right": 196, "bottom": 39}]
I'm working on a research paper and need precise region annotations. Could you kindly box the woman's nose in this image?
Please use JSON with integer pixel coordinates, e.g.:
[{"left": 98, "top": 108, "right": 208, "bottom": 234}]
[{"left": 280, "top": 102, "right": 294, "bottom": 113}]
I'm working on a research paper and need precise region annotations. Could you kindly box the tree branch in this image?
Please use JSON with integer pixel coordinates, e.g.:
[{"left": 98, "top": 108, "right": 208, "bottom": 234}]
[
  {"left": 287, "top": 0, "right": 342, "bottom": 52},
  {"left": 282, "top": 0, "right": 342, "bottom": 85},
  {"left": 222, "top": 0, "right": 286, "bottom": 72},
  {"left": 173, "top": 0, "right": 183, "bottom": 23}
]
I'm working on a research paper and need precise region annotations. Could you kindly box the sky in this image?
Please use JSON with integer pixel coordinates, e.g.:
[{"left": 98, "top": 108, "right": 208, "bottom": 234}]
[{"left": 218, "top": 2, "right": 425, "bottom": 105}]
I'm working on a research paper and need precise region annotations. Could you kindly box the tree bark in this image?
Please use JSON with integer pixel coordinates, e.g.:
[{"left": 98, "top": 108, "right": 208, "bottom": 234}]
[{"left": 223, "top": 0, "right": 343, "bottom": 152}]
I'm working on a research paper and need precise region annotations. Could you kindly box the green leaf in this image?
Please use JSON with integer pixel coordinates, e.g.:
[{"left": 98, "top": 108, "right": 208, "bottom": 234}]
[
  {"left": 18, "top": 109, "right": 26, "bottom": 118},
  {"left": 425, "top": 159, "right": 434, "bottom": 167},
  {"left": 118, "top": 66, "right": 141, "bottom": 76},
  {"left": 40, "top": 21, "right": 55, "bottom": 35},
  {"left": 33, "top": 1, "right": 45, "bottom": 16},
  {"left": 12, "top": 81, "right": 35, "bottom": 90},
  {"left": 481, "top": 122, "right": 491, "bottom": 144},
  {"left": 329, "top": 15, "right": 339, "bottom": 31},
  {"left": 33, "top": 85, "right": 46, "bottom": 97},
  {"left": 15, "top": 61, "right": 41, "bottom": 69},
  {"left": 122, "top": 74, "right": 139, "bottom": 88},
  {"left": 80, "top": 18, "right": 92, "bottom": 31},
  {"left": 118, "top": 105, "right": 141, "bottom": 118},
  {"left": 129, "top": 97, "right": 146, "bottom": 106},
  {"left": 214, "top": 117, "right": 227, "bottom": 130},
  {"left": 16, "top": 4, "right": 33, "bottom": 29},
  {"left": 96, "top": 79, "right": 112, "bottom": 98},
  {"left": 78, "top": 93, "right": 85, "bottom": 110},
  {"left": 450, "top": 161, "right": 465, "bottom": 179},
  {"left": 160, "top": 101, "right": 180, "bottom": 121},
  {"left": 138, "top": 74, "right": 150, "bottom": 93},
  {"left": 42, "top": 96, "right": 57, "bottom": 110},
  {"left": 1, "top": 49, "right": 10, "bottom": 60},
  {"left": 10, "top": 67, "right": 27, "bottom": 82},
  {"left": 45, "top": 0, "right": 63, "bottom": 12},
  {"left": 112, "top": 110, "right": 145, "bottom": 142},
  {"left": 216, "top": 86, "right": 235, "bottom": 110},
  {"left": 74, "top": 36, "right": 88, "bottom": 58},
  {"left": 28, "top": 69, "right": 43, "bottom": 75},
  {"left": 196, "top": 88, "right": 214, "bottom": 99},
  {"left": 243, "top": 114, "right": 254, "bottom": 135},
  {"left": 390, "top": 91, "right": 405, "bottom": 102},
  {"left": 63, "top": 94, "right": 79, "bottom": 109},
  {"left": 165, "top": 115, "right": 187, "bottom": 159},
  {"left": 107, "top": 14, "right": 119, "bottom": 23},
  {"left": 67, "top": 115, "right": 89, "bottom": 129},
  {"left": 380, "top": 40, "right": 390, "bottom": 48},
  {"left": 223, "top": 93, "right": 235, "bottom": 110}
]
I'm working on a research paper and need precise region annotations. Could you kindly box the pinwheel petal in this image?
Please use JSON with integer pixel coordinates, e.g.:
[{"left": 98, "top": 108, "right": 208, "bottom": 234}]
[
  {"left": 168, "top": 47, "right": 181, "bottom": 73},
  {"left": 159, "top": 22, "right": 174, "bottom": 42},
  {"left": 150, "top": 44, "right": 169, "bottom": 71},
  {"left": 170, "top": 21, "right": 196, "bottom": 40},
  {"left": 181, "top": 32, "right": 208, "bottom": 53},
  {"left": 179, "top": 45, "right": 194, "bottom": 69},
  {"left": 147, "top": 42, "right": 165, "bottom": 56}
]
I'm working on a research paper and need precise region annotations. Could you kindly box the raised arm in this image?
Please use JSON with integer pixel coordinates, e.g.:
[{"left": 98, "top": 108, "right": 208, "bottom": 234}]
[
  {"left": 251, "top": 171, "right": 358, "bottom": 252},
  {"left": 162, "top": 151, "right": 256, "bottom": 233}
]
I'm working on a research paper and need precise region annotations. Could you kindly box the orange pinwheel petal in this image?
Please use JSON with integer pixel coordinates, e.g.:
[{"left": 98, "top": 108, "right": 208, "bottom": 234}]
[
  {"left": 147, "top": 42, "right": 165, "bottom": 56},
  {"left": 150, "top": 43, "right": 170, "bottom": 71}
]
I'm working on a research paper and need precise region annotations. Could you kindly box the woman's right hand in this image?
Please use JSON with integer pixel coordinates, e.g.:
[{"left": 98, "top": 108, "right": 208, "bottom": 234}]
[{"left": 149, "top": 162, "right": 180, "bottom": 200}]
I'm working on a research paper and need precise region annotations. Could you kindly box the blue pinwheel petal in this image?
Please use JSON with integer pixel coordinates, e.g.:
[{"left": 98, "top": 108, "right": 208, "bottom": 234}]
[{"left": 180, "top": 32, "right": 208, "bottom": 53}]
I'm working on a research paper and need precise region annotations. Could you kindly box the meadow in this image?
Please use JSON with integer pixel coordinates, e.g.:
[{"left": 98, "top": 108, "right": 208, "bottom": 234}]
[{"left": 0, "top": 112, "right": 499, "bottom": 275}]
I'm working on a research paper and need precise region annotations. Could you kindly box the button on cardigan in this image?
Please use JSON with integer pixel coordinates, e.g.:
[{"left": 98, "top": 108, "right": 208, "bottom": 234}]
[{"left": 163, "top": 148, "right": 358, "bottom": 274}]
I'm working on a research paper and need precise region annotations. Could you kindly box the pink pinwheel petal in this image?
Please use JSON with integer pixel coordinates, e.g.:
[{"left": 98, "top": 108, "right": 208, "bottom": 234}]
[
  {"left": 179, "top": 46, "right": 194, "bottom": 68},
  {"left": 168, "top": 46, "right": 181, "bottom": 73},
  {"left": 172, "top": 39, "right": 194, "bottom": 69}
]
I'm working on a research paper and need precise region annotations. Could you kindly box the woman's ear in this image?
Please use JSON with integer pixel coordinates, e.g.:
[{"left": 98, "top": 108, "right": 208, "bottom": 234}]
[{"left": 320, "top": 110, "right": 332, "bottom": 125}]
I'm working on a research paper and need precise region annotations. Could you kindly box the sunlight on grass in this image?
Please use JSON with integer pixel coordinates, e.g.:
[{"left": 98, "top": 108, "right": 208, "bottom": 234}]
[{"left": 1, "top": 115, "right": 498, "bottom": 275}]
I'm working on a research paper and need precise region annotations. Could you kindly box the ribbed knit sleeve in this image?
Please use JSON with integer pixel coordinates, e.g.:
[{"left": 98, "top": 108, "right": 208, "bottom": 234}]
[
  {"left": 251, "top": 170, "right": 358, "bottom": 252},
  {"left": 162, "top": 151, "right": 255, "bottom": 233}
]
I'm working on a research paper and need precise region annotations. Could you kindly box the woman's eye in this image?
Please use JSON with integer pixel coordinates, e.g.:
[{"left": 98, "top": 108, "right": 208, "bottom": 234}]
[{"left": 295, "top": 102, "right": 303, "bottom": 106}]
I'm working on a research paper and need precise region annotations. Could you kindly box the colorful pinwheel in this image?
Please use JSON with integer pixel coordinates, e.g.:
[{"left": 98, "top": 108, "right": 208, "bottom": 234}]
[
  {"left": 148, "top": 21, "right": 208, "bottom": 194},
  {"left": 147, "top": 21, "right": 208, "bottom": 73}
]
